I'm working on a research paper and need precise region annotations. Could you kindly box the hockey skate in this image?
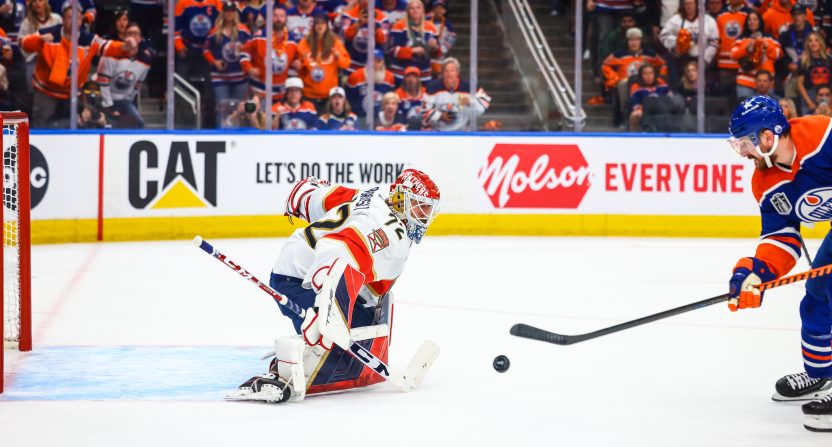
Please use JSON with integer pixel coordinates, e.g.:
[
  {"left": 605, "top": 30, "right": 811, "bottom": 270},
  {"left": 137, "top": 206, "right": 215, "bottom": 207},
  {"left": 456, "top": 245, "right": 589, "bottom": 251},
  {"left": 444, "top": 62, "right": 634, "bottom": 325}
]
[
  {"left": 772, "top": 372, "right": 832, "bottom": 402},
  {"left": 225, "top": 373, "right": 292, "bottom": 404},
  {"left": 803, "top": 394, "right": 832, "bottom": 432}
]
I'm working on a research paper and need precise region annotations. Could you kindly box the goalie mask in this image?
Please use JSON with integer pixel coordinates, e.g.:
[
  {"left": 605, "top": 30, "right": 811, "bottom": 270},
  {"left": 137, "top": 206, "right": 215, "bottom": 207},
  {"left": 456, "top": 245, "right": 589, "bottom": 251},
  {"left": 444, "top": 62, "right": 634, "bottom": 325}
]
[{"left": 389, "top": 169, "right": 440, "bottom": 244}]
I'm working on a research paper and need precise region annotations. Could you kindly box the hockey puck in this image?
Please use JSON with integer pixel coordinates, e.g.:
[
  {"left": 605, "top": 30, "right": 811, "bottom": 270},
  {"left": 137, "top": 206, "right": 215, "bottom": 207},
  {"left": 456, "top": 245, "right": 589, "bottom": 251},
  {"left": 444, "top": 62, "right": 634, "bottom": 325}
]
[{"left": 493, "top": 355, "right": 510, "bottom": 373}]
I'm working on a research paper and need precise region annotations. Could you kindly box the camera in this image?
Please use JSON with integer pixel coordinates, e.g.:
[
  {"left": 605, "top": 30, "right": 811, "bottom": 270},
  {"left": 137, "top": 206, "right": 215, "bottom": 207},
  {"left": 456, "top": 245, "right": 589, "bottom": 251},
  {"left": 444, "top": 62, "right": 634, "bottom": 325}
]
[
  {"left": 244, "top": 101, "right": 257, "bottom": 113},
  {"left": 80, "top": 82, "right": 108, "bottom": 129}
]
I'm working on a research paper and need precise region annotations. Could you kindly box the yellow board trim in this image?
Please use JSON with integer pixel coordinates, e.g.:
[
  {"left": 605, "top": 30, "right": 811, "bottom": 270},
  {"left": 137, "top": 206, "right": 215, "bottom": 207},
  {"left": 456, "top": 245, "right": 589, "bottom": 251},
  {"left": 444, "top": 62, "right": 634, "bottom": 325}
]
[{"left": 30, "top": 214, "right": 832, "bottom": 245}]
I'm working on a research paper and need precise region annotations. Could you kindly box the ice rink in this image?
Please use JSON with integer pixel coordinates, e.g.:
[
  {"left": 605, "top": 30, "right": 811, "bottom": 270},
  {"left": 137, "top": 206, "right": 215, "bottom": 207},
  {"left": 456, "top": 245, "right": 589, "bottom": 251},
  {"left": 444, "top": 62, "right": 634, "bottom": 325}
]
[{"left": 1, "top": 236, "right": 830, "bottom": 446}]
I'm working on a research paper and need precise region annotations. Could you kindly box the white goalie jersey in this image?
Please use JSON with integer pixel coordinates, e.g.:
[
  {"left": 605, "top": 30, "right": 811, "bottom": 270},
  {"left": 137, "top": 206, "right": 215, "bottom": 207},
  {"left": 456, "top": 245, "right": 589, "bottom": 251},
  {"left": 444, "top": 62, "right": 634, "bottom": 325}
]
[{"left": 273, "top": 178, "right": 412, "bottom": 299}]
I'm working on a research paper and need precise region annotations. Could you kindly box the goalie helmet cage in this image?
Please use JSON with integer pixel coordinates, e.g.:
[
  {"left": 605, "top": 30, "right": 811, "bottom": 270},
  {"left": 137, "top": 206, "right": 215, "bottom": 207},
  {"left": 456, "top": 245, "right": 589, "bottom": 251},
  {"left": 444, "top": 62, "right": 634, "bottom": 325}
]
[{"left": 0, "top": 111, "right": 31, "bottom": 394}]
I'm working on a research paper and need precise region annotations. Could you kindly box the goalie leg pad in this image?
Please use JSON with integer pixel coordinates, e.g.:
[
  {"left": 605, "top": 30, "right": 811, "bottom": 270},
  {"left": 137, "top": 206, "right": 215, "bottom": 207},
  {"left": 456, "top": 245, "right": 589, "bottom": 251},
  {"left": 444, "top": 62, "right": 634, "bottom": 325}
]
[{"left": 270, "top": 273, "right": 317, "bottom": 334}]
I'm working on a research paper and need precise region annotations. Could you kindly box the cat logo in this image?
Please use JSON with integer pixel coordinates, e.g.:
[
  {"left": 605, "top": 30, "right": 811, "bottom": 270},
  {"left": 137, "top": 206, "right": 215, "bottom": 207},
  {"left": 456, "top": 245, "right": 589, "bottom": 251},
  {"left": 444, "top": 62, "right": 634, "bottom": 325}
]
[
  {"left": 128, "top": 140, "right": 225, "bottom": 209},
  {"left": 367, "top": 228, "right": 389, "bottom": 253}
]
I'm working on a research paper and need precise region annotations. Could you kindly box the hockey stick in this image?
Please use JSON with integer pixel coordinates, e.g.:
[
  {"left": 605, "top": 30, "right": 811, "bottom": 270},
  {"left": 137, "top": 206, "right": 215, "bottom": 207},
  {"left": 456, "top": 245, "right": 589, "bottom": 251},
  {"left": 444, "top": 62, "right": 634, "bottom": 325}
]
[
  {"left": 511, "top": 262, "right": 832, "bottom": 346},
  {"left": 193, "top": 236, "right": 438, "bottom": 392}
]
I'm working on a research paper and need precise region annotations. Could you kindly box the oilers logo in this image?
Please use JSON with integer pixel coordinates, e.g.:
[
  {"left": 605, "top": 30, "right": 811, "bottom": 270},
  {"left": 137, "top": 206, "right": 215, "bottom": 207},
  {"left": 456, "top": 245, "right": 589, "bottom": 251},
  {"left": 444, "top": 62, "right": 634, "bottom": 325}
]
[
  {"left": 221, "top": 41, "right": 241, "bottom": 62},
  {"left": 725, "top": 20, "right": 741, "bottom": 39},
  {"left": 189, "top": 14, "right": 212, "bottom": 38},
  {"left": 281, "top": 115, "right": 309, "bottom": 130},
  {"left": 113, "top": 71, "right": 136, "bottom": 93},
  {"left": 796, "top": 188, "right": 832, "bottom": 222},
  {"left": 353, "top": 28, "right": 370, "bottom": 53},
  {"left": 272, "top": 50, "right": 288, "bottom": 73},
  {"left": 626, "top": 61, "right": 642, "bottom": 77},
  {"left": 311, "top": 66, "right": 325, "bottom": 83}
]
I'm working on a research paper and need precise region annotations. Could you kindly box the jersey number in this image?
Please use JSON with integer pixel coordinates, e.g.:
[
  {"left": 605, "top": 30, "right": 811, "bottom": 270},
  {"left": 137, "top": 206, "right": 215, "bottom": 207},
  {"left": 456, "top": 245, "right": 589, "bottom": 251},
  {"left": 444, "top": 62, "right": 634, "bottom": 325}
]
[{"left": 304, "top": 204, "right": 350, "bottom": 248}]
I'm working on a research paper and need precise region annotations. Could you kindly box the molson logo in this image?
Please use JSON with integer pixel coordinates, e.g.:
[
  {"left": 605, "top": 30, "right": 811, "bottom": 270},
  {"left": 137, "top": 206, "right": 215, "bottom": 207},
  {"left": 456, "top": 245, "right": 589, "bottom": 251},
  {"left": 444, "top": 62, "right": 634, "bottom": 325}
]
[
  {"left": 478, "top": 144, "right": 591, "bottom": 209},
  {"left": 796, "top": 187, "right": 832, "bottom": 222}
]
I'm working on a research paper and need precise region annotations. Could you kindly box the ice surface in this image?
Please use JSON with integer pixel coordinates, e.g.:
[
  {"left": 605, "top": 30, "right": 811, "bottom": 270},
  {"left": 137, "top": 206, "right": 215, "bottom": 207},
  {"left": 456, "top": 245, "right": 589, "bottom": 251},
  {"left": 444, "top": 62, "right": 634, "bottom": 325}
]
[{"left": 1, "top": 236, "right": 829, "bottom": 446}]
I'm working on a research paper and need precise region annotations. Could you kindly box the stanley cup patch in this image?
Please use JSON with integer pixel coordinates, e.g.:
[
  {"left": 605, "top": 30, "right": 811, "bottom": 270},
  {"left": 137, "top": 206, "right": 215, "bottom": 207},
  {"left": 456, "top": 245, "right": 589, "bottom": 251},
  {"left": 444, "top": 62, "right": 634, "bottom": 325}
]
[{"left": 770, "top": 192, "right": 793, "bottom": 216}]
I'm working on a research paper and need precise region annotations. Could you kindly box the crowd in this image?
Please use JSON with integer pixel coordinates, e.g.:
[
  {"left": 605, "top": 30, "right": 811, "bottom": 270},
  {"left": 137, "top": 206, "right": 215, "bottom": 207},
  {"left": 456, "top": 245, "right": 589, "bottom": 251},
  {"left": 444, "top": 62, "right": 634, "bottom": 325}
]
[
  {"left": 0, "top": 0, "right": 489, "bottom": 131},
  {"left": 563, "top": 0, "right": 832, "bottom": 131}
]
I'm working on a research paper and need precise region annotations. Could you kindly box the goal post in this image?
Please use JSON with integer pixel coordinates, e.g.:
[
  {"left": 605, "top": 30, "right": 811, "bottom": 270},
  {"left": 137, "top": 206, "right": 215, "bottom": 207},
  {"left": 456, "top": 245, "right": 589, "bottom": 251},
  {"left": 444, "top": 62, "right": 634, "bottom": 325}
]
[{"left": 1, "top": 111, "right": 31, "bottom": 394}]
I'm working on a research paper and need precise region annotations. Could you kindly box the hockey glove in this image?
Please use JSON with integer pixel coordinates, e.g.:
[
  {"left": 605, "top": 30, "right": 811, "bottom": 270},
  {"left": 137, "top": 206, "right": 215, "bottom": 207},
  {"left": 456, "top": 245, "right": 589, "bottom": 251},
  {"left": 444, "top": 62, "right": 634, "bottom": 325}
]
[
  {"left": 285, "top": 177, "right": 331, "bottom": 222},
  {"left": 301, "top": 307, "right": 333, "bottom": 350},
  {"left": 728, "top": 257, "right": 776, "bottom": 312}
]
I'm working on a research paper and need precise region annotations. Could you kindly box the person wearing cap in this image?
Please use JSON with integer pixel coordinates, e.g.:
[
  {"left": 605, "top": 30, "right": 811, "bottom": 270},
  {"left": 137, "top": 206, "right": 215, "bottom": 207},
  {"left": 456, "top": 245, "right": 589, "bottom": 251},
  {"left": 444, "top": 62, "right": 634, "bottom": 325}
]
[
  {"left": 339, "top": 0, "right": 390, "bottom": 74},
  {"left": 22, "top": 2, "right": 138, "bottom": 128},
  {"left": 427, "top": 0, "right": 456, "bottom": 77},
  {"left": 345, "top": 47, "right": 395, "bottom": 117},
  {"left": 389, "top": 0, "right": 439, "bottom": 83},
  {"left": 317, "top": 86, "right": 359, "bottom": 130},
  {"left": 601, "top": 26, "right": 666, "bottom": 124},
  {"left": 396, "top": 65, "right": 427, "bottom": 130},
  {"left": 375, "top": 91, "right": 407, "bottom": 131},
  {"left": 203, "top": 3, "right": 252, "bottom": 108},
  {"left": 242, "top": 5, "right": 300, "bottom": 103},
  {"left": 763, "top": 0, "right": 815, "bottom": 39},
  {"left": 287, "top": 0, "right": 325, "bottom": 41},
  {"left": 297, "top": 11, "right": 350, "bottom": 108},
  {"left": 779, "top": 3, "right": 814, "bottom": 101},
  {"left": 273, "top": 76, "right": 318, "bottom": 129}
]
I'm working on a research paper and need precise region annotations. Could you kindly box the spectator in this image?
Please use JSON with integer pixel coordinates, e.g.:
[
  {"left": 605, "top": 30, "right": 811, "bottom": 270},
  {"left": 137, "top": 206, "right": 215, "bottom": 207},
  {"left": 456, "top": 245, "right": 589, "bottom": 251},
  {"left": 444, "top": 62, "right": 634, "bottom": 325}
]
[
  {"left": 815, "top": 85, "right": 832, "bottom": 115},
  {"left": 272, "top": 76, "right": 318, "bottom": 129},
  {"left": 587, "top": 0, "right": 634, "bottom": 79},
  {"left": 780, "top": 4, "right": 813, "bottom": 100},
  {"left": 48, "top": 0, "right": 94, "bottom": 27},
  {"left": 659, "top": 0, "right": 719, "bottom": 82},
  {"left": 629, "top": 63, "right": 671, "bottom": 130},
  {"left": 224, "top": 91, "right": 267, "bottom": 129},
  {"left": 97, "top": 21, "right": 153, "bottom": 129},
  {"left": 339, "top": 0, "right": 389, "bottom": 75},
  {"left": 763, "top": 0, "right": 815, "bottom": 39},
  {"left": 287, "top": 0, "right": 324, "bottom": 42},
  {"left": 317, "top": 86, "right": 359, "bottom": 130},
  {"left": 318, "top": 0, "right": 347, "bottom": 14},
  {"left": 345, "top": 48, "right": 395, "bottom": 117},
  {"left": 22, "top": 3, "right": 137, "bottom": 127},
  {"left": 753, "top": 69, "right": 776, "bottom": 96},
  {"left": 297, "top": 11, "right": 350, "bottom": 109},
  {"left": 715, "top": 0, "right": 751, "bottom": 95},
  {"left": 396, "top": 65, "right": 426, "bottom": 129},
  {"left": 375, "top": 91, "right": 407, "bottom": 131},
  {"left": 239, "top": 0, "right": 267, "bottom": 33},
  {"left": 601, "top": 27, "right": 666, "bottom": 124},
  {"left": 423, "top": 57, "right": 490, "bottom": 131},
  {"left": 707, "top": 0, "right": 725, "bottom": 17},
  {"left": 104, "top": 7, "right": 129, "bottom": 41},
  {"left": 599, "top": 11, "right": 638, "bottom": 66},
  {"left": 203, "top": 3, "right": 251, "bottom": 109},
  {"left": 130, "top": 0, "right": 165, "bottom": 98},
  {"left": 18, "top": 0, "right": 62, "bottom": 95},
  {"left": 0, "top": 0, "right": 26, "bottom": 40},
  {"left": 242, "top": 7, "right": 300, "bottom": 103},
  {"left": 677, "top": 59, "right": 698, "bottom": 113},
  {"left": 427, "top": 0, "right": 455, "bottom": 77},
  {"left": 780, "top": 96, "right": 798, "bottom": 117},
  {"left": 175, "top": 0, "right": 221, "bottom": 83},
  {"left": 390, "top": 0, "right": 439, "bottom": 83},
  {"left": 731, "top": 10, "right": 782, "bottom": 100},
  {"left": 77, "top": 81, "right": 108, "bottom": 129},
  {"left": 796, "top": 31, "right": 830, "bottom": 113},
  {"left": 380, "top": 0, "right": 407, "bottom": 24}
]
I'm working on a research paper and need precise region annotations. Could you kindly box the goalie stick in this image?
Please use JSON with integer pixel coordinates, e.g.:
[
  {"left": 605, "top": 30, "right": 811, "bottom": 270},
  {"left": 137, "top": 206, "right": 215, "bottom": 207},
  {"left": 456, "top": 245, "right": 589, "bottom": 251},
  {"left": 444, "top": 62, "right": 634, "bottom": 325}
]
[
  {"left": 193, "top": 236, "right": 439, "bottom": 392},
  {"left": 511, "top": 262, "right": 832, "bottom": 346}
]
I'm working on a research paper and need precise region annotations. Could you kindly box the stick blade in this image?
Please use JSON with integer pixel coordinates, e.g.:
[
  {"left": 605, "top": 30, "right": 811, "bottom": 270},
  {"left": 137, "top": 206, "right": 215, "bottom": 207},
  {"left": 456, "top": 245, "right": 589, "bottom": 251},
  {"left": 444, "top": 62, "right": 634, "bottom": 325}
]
[
  {"left": 401, "top": 340, "right": 440, "bottom": 391},
  {"left": 510, "top": 323, "right": 571, "bottom": 345}
]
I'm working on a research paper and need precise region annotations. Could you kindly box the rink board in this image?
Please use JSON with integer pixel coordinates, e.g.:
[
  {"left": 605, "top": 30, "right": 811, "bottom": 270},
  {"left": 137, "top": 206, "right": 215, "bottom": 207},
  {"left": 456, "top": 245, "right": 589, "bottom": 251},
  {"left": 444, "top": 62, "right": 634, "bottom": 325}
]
[{"left": 27, "top": 131, "right": 791, "bottom": 243}]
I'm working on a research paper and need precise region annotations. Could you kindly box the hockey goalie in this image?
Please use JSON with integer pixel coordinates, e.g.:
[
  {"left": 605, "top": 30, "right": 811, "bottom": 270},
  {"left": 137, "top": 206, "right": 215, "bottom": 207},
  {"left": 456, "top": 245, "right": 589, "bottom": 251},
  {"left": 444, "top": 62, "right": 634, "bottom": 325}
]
[{"left": 227, "top": 169, "right": 440, "bottom": 403}]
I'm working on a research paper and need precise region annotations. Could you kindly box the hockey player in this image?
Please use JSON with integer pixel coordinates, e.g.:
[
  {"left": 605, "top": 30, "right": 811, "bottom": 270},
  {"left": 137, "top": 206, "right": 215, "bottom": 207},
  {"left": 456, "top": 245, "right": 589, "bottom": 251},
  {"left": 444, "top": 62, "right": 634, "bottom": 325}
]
[
  {"left": 227, "top": 169, "right": 440, "bottom": 403},
  {"left": 727, "top": 95, "right": 832, "bottom": 432}
]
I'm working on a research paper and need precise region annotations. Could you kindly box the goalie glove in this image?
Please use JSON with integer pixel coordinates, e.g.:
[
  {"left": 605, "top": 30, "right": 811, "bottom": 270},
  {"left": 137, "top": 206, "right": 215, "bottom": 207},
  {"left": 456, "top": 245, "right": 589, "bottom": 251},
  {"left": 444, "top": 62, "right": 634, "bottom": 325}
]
[
  {"left": 301, "top": 307, "right": 333, "bottom": 350},
  {"left": 728, "top": 257, "right": 776, "bottom": 312},
  {"left": 285, "top": 176, "right": 331, "bottom": 222}
]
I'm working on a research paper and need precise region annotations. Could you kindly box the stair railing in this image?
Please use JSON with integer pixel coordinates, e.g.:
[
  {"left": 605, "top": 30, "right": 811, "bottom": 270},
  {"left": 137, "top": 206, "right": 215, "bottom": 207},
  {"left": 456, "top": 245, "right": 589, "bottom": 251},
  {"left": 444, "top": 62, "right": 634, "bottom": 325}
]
[
  {"left": 173, "top": 73, "right": 202, "bottom": 130},
  {"left": 500, "top": 0, "right": 586, "bottom": 128}
]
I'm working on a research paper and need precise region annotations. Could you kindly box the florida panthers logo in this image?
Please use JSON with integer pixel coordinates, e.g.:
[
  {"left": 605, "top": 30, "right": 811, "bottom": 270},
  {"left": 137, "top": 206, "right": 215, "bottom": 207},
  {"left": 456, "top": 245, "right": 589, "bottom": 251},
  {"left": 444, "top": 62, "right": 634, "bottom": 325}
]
[
  {"left": 113, "top": 71, "right": 136, "bottom": 92},
  {"left": 189, "top": 14, "right": 212, "bottom": 38},
  {"left": 725, "top": 20, "right": 742, "bottom": 39},
  {"left": 221, "top": 41, "right": 241, "bottom": 62},
  {"left": 796, "top": 188, "right": 832, "bottom": 222}
]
